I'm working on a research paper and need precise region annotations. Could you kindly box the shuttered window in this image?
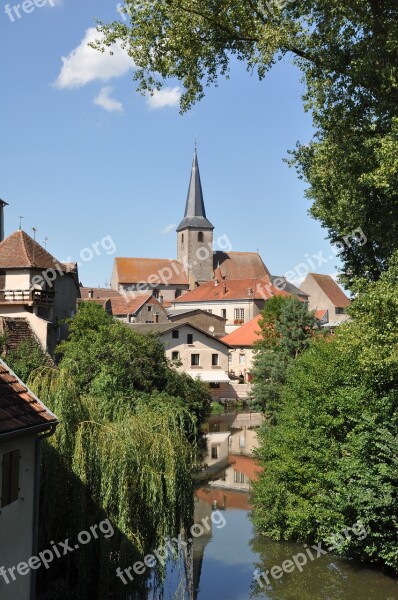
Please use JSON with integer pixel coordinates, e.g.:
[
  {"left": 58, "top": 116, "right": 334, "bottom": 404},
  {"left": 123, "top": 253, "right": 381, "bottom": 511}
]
[{"left": 1, "top": 450, "right": 20, "bottom": 508}]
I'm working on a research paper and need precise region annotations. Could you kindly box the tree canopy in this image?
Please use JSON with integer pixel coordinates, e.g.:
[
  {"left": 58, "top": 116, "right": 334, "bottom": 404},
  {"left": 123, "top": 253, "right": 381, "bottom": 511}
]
[
  {"left": 252, "top": 254, "right": 398, "bottom": 572},
  {"left": 97, "top": 1, "right": 398, "bottom": 284}
]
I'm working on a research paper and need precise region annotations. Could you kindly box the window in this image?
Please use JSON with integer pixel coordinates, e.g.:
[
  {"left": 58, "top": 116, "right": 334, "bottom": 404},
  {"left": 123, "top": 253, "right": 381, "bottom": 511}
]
[
  {"left": 221, "top": 309, "right": 227, "bottom": 319},
  {"left": 147, "top": 305, "right": 152, "bottom": 312},
  {"left": 191, "top": 354, "right": 200, "bottom": 366},
  {"left": 211, "top": 446, "right": 218, "bottom": 459},
  {"left": 198, "top": 232, "right": 204, "bottom": 243},
  {"left": 175, "top": 289, "right": 182, "bottom": 299},
  {"left": 335, "top": 307, "right": 345, "bottom": 315},
  {"left": 239, "top": 353, "right": 246, "bottom": 365},
  {"left": 181, "top": 234, "right": 184, "bottom": 249},
  {"left": 234, "top": 308, "right": 245, "bottom": 321},
  {"left": 1, "top": 450, "right": 20, "bottom": 508},
  {"left": 187, "top": 333, "right": 193, "bottom": 344},
  {"left": 212, "top": 354, "right": 219, "bottom": 366},
  {"left": 172, "top": 351, "right": 180, "bottom": 361},
  {"left": 233, "top": 470, "right": 245, "bottom": 484},
  {"left": 210, "top": 382, "right": 220, "bottom": 389},
  {"left": 172, "top": 329, "right": 179, "bottom": 339},
  {"left": 153, "top": 290, "right": 159, "bottom": 299}
]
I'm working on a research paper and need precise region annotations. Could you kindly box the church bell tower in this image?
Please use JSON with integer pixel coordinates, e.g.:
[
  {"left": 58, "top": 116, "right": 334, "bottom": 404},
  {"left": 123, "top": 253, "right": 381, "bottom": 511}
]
[{"left": 177, "top": 149, "right": 214, "bottom": 288}]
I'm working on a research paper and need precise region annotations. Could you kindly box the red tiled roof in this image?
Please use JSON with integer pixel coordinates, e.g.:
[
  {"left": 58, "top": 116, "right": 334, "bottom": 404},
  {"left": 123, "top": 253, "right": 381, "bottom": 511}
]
[
  {"left": 0, "top": 360, "right": 58, "bottom": 436},
  {"left": 80, "top": 287, "right": 122, "bottom": 300},
  {"left": 113, "top": 258, "right": 188, "bottom": 286},
  {"left": 220, "top": 315, "right": 262, "bottom": 347},
  {"left": 109, "top": 293, "right": 153, "bottom": 316},
  {"left": 0, "top": 230, "right": 71, "bottom": 271},
  {"left": 315, "top": 309, "right": 328, "bottom": 320},
  {"left": 308, "top": 274, "right": 351, "bottom": 308},
  {"left": 213, "top": 251, "right": 271, "bottom": 280},
  {"left": 174, "top": 276, "right": 290, "bottom": 303}
]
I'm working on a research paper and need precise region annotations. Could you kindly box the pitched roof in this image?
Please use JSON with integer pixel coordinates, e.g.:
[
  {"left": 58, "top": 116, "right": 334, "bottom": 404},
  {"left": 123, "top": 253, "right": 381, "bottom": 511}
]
[
  {"left": 0, "top": 360, "right": 58, "bottom": 437},
  {"left": 270, "top": 276, "right": 309, "bottom": 300},
  {"left": 167, "top": 308, "right": 226, "bottom": 322},
  {"left": 173, "top": 276, "right": 290, "bottom": 303},
  {"left": 80, "top": 287, "right": 123, "bottom": 300},
  {"left": 0, "top": 230, "right": 71, "bottom": 271},
  {"left": 128, "top": 320, "right": 231, "bottom": 347},
  {"left": 305, "top": 273, "right": 351, "bottom": 308},
  {"left": 176, "top": 148, "right": 214, "bottom": 231},
  {"left": 110, "top": 294, "right": 162, "bottom": 316},
  {"left": 113, "top": 258, "right": 189, "bottom": 286},
  {"left": 220, "top": 315, "right": 262, "bottom": 347},
  {"left": 213, "top": 251, "right": 271, "bottom": 280}
]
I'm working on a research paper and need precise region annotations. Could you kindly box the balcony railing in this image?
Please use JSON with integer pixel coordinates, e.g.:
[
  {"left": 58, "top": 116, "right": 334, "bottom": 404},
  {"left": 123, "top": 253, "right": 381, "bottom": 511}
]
[{"left": 0, "top": 289, "right": 55, "bottom": 305}]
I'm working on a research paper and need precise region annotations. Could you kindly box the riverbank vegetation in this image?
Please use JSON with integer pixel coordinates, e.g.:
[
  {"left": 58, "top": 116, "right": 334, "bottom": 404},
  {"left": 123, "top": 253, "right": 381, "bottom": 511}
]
[
  {"left": 252, "top": 256, "right": 398, "bottom": 574},
  {"left": 7, "top": 303, "right": 211, "bottom": 599}
]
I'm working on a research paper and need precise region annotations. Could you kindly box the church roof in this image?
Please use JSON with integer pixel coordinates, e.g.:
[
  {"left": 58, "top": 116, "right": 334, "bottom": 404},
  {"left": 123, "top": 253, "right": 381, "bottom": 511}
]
[
  {"left": 0, "top": 230, "right": 72, "bottom": 272},
  {"left": 176, "top": 149, "right": 214, "bottom": 231},
  {"left": 213, "top": 251, "right": 271, "bottom": 280},
  {"left": 113, "top": 257, "right": 189, "bottom": 286}
]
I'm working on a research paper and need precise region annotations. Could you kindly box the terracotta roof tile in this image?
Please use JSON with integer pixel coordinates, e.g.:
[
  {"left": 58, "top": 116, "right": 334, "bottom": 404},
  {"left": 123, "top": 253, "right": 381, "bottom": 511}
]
[
  {"left": 306, "top": 274, "right": 351, "bottom": 308},
  {"left": 220, "top": 315, "right": 262, "bottom": 347},
  {"left": 114, "top": 258, "right": 188, "bottom": 286},
  {"left": 0, "top": 230, "right": 69, "bottom": 271},
  {"left": 174, "top": 276, "right": 290, "bottom": 303},
  {"left": 0, "top": 360, "right": 58, "bottom": 436},
  {"left": 213, "top": 251, "right": 271, "bottom": 280},
  {"left": 80, "top": 287, "right": 122, "bottom": 299}
]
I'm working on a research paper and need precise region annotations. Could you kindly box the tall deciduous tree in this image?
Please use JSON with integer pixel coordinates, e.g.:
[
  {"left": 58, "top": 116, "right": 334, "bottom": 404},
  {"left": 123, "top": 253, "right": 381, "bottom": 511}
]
[
  {"left": 252, "top": 296, "right": 317, "bottom": 416},
  {"left": 97, "top": 1, "right": 398, "bottom": 284}
]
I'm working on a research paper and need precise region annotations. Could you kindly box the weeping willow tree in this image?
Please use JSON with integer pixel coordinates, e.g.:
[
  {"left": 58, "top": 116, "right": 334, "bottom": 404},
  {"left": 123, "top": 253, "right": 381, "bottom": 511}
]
[{"left": 22, "top": 304, "right": 211, "bottom": 599}]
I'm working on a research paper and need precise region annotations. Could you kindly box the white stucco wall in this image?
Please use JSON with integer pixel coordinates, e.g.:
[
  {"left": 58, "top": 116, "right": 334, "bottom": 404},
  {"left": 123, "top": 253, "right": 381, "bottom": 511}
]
[
  {"left": 160, "top": 325, "right": 229, "bottom": 373},
  {"left": 0, "top": 435, "right": 37, "bottom": 600}
]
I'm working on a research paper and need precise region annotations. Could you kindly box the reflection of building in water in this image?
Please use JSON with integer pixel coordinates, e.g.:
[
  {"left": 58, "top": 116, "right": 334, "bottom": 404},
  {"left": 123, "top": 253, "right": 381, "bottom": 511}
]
[
  {"left": 190, "top": 496, "right": 214, "bottom": 600},
  {"left": 209, "top": 454, "right": 263, "bottom": 493}
]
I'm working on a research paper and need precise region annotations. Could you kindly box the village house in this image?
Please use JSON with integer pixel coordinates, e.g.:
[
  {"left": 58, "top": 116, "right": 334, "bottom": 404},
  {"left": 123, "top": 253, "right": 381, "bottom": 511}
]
[
  {"left": 171, "top": 276, "right": 290, "bottom": 334},
  {"left": 167, "top": 308, "right": 227, "bottom": 337},
  {"left": 0, "top": 360, "right": 58, "bottom": 600},
  {"left": 300, "top": 273, "right": 351, "bottom": 326},
  {"left": 220, "top": 315, "right": 262, "bottom": 382},
  {"left": 80, "top": 287, "right": 168, "bottom": 324},
  {"left": 128, "top": 321, "right": 232, "bottom": 398},
  {"left": 0, "top": 229, "right": 80, "bottom": 355}
]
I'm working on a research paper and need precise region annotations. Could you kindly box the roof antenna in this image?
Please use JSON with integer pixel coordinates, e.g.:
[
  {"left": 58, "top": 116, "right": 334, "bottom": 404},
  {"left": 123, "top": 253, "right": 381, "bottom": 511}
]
[
  {"left": 18, "top": 216, "right": 24, "bottom": 230},
  {"left": 43, "top": 237, "right": 48, "bottom": 249},
  {"left": 32, "top": 227, "right": 37, "bottom": 241}
]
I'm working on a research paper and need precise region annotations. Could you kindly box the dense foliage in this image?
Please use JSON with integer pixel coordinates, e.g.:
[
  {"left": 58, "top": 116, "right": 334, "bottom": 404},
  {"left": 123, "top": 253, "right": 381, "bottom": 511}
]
[
  {"left": 97, "top": 1, "right": 398, "bottom": 283},
  {"left": 252, "top": 296, "right": 318, "bottom": 416},
  {"left": 252, "top": 256, "right": 398, "bottom": 573},
  {"left": 15, "top": 303, "right": 211, "bottom": 599}
]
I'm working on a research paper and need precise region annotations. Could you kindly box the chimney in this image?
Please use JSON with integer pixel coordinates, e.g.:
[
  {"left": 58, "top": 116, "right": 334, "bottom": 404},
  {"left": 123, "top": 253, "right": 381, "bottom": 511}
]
[
  {"left": 248, "top": 288, "right": 253, "bottom": 296},
  {"left": 0, "top": 199, "right": 8, "bottom": 242},
  {"left": 223, "top": 283, "right": 227, "bottom": 295},
  {"left": 214, "top": 278, "right": 219, "bottom": 286},
  {"left": 88, "top": 289, "right": 94, "bottom": 299},
  {"left": 159, "top": 294, "right": 164, "bottom": 305}
]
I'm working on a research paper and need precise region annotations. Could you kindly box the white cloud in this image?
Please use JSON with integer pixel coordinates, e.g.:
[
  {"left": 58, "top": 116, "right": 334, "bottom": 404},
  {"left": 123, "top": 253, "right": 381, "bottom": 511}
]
[
  {"left": 147, "top": 86, "right": 181, "bottom": 109},
  {"left": 94, "top": 86, "right": 124, "bottom": 113},
  {"left": 161, "top": 223, "right": 177, "bottom": 235},
  {"left": 54, "top": 28, "right": 133, "bottom": 90}
]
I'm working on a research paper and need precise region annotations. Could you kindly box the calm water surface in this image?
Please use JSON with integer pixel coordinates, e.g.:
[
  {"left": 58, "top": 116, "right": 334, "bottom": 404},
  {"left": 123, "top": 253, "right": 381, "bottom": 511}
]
[{"left": 161, "top": 486, "right": 398, "bottom": 600}]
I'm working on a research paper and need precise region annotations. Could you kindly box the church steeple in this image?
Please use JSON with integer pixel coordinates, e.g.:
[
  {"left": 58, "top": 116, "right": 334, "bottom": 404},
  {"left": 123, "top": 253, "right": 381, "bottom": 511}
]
[
  {"left": 177, "top": 148, "right": 214, "bottom": 288},
  {"left": 176, "top": 148, "right": 214, "bottom": 232}
]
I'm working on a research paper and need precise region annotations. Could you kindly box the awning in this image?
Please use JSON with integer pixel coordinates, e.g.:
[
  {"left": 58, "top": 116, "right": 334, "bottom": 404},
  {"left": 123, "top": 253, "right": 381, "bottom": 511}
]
[{"left": 186, "top": 370, "right": 231, "bottom": 383}]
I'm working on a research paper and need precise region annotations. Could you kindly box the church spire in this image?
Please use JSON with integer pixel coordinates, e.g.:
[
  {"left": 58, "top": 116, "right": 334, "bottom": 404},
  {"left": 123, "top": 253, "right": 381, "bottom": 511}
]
[{"left": 176, "top": 148, "right": 214, "bottom": 231}]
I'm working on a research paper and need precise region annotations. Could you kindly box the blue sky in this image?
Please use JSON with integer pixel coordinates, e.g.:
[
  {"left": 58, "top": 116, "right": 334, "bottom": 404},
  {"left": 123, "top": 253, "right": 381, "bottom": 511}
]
[{"left": 0, "top": 0, "right": 342, "bottom": 287}]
